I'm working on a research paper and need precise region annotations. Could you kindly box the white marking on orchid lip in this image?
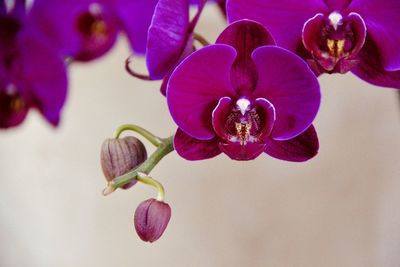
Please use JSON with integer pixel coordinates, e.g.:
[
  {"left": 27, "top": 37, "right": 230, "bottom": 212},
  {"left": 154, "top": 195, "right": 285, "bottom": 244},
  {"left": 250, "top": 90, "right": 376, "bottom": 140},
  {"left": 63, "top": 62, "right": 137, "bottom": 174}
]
[
  {"left": 236, "top": 98, "right": 251, "bottom": 116},
  {"left": 89, "top": 3, "right": 103, "bottom": 15},
  {"left": 5, "top": 84, "right": 17, "bottom": 95},
  {"left": 248, "top": 136, "right": 257, "bottom": 142},
  {"left": 229, "top": 136, "right": 238, "bottom": 142},
  {"left": 328, "top": 11, "right": 343, "bottom": 30},
  {"left": 321, "top": 52, "right": 330, "bottom": 59}
]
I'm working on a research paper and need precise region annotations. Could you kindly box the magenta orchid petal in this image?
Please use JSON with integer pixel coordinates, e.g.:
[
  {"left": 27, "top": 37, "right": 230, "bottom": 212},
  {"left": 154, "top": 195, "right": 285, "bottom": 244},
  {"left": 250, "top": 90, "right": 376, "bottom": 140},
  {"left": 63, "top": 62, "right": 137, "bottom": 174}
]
[
  {"left": 219, "top": 142, "right": 266, "bottom": 161},
  {"left": 227, "top": 0, "right": 328, "bottom": 51},
  {"left": 159, "top": 34, "right": 196, "bottom": 96},
  {"left": 29, "top": 0, "right": 83, "bottom": 56},
  {"left": 216, "top": 19, "right": 275, "bottom": 96},
  {"left": 146, "top": 0, "right": 191, "bottom": 79},
  {"left": 265, "top": 124, "right": 319, "bottom": 162},
  {"left": 18, "top": 33, "right": 68, "bottom": 126},
  {"left": 114, "top": 0, "right": 158, "bottom": 54},
  {"left": 11, "top": 0, "right": 27, "bottom": 18},
  {"left": 167, "top": 44, "right": 237, "bottom": 140},
  {"left": 251, "top": 46, "right": 320, "bottom": 140},
  {"left": 323, "top": 0, "right": 351, "bottom": 10},
  {"left": 352, "top": 37, "right": 400, "bottom": 89},
  {"left": 0, "top": 1, "right": 6, "bottom": 14},
  {"left": 212, "top": 97, "right": 233, "bottom": 140},
  {"left": 174, "top": 128, "right": 222, "bottom": 160},
  {"left": 349, "top": 0, "right": 400, "bottom": 71}
]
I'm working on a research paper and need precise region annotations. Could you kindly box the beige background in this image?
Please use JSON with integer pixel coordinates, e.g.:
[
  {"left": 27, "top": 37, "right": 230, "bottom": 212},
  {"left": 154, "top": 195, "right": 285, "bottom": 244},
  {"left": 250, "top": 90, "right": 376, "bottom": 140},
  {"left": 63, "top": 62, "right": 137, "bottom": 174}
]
[{"left": 1, "top": 5, "right": 400, "bottom": 267}]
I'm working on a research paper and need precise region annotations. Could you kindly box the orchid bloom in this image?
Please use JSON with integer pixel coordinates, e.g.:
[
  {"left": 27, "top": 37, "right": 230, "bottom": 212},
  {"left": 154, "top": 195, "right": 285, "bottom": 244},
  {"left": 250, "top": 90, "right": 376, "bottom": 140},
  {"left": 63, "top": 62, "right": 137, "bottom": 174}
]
[
  {"left": 167, "top": 20, "right": 320, "bottom": 161},
  {"left": 126, "top": 0, "right": 206, "bottom": 95},
  {"left": 0, "top": 0, "right": 67, "bottom": 128},
  {"left": 227, "top": 0, "right": 400, "bottom": 89},
  {"left": 29, "top": 0, "right": 158, "bottom": 61}
]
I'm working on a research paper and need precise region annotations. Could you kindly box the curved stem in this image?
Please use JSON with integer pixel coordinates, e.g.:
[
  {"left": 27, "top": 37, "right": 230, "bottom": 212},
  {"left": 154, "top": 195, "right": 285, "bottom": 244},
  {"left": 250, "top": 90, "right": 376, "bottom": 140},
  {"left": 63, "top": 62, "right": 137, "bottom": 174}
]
[
  {"left": 114, "top": 124, "right": 163, "bottom": 147},
  {"left": 103, "top": 135, "right": 174, "bottom": 195},
  {"left": 125, "top": 56, "right": 152, "bottom": 81},
  {"left": 137, "top": 172, "right": 165, "bottom": 201},
  {"left": 193, "top": 32, "right": 210, "bottom": 47}
]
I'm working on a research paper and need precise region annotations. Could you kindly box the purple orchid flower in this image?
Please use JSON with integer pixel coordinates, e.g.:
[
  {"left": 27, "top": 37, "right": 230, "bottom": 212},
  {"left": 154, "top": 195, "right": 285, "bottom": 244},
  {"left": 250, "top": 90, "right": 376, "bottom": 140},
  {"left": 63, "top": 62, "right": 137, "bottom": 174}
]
[
  {"left": 29, "top": 0, "right": 158, "bottom": 61},
  {"left": 126, "top": 0, "right": 206, "bottom": 95},
  {"left": 167, "top": 20, "right": 320, "bottom": 161},
  {"left": 227, "top": 0, "right": 400, "bottom": 89},
  {"left": 0, "top": 0, "right": 67, "bottom": 128}
]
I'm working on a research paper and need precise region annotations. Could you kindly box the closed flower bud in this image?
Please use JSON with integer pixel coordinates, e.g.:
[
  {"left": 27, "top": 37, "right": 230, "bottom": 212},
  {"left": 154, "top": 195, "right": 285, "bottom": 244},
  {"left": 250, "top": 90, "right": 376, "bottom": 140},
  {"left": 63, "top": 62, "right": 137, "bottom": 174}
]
[
  {"left": 100, "top": 136, "right": 147, "bottom": 189},
  {"left": 134, "top": 198, "right": 171, "bottom": 242}
]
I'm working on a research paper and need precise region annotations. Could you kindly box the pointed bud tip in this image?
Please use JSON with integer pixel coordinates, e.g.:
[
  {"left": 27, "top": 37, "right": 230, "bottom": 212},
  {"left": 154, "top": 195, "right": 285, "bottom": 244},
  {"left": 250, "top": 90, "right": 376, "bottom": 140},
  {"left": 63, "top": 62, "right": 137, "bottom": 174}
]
[{"left": 134, "top": 198, "right": 171, "bottom": 243}]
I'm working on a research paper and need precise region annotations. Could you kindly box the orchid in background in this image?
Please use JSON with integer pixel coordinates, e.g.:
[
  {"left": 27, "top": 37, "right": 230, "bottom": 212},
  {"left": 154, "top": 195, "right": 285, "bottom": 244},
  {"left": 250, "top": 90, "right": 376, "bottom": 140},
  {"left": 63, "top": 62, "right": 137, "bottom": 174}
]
[
  {"left": 0, "top": 0, "right": 67, "bottom": 128},
  {"left": 168, "top": 20, "right": 320, "bottom": 161},
  {"left": 29, "top": 0, "right": 158, "bottom": 61},
  {"left": 126, "top": 0, "right": 206, "bottom": 95},
  {"left": 227, "top": 0, "right": 400, "bottom": 89}
]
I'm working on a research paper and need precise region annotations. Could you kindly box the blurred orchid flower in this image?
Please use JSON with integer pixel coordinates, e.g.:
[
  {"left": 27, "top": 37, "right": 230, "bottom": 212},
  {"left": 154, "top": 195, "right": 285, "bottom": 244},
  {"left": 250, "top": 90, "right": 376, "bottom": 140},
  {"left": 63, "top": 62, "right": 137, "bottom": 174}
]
[
  {"left": 29, "top": 0, "right": 158, "bottom": 61},
  {"left": 0, "top": 0, "right": 67, "bottom": 128},
  {"left": 227, "top": 0, "right": 400, "bottom": 89},
  {"left": 127, "top": 0, "right": 206, "bottom": 95}
]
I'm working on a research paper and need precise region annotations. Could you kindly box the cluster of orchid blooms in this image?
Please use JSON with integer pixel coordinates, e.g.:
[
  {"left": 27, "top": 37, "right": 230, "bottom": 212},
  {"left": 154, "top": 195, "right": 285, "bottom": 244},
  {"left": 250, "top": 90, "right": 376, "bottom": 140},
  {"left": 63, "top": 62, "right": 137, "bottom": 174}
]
[{"left": 1, "top": 0, "right": 399, "bottom": 242}]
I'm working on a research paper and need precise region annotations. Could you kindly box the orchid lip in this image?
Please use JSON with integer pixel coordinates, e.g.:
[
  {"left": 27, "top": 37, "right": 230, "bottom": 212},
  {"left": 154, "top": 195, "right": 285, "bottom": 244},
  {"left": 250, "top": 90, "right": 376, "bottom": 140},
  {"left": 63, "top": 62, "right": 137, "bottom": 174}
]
[
  {"left": 212, "top": 96, "right": 276, "bottom": 147},
  {"left": 302, "top": 11, "right": 367, "bottom": 74}
]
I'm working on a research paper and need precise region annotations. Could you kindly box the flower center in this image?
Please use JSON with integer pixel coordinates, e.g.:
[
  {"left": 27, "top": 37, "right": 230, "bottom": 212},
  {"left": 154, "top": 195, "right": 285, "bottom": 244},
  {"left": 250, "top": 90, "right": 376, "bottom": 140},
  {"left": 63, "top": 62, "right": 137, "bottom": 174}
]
[
  {"left": 76, "top": 4, "right": 109, "bottom": 40},
  {"left": 0, "top": 85, "right": 25, "bottom": 115},
  {"left": 321, "top": 12, "right": 354, "bottom": 59},
  {"left": 229, "top": 100, "right": 261, "bottom": 145},
  {"left": 326, "top": 38, "right": 345, "bottom": 57},
  {"left": 303, "top": 11, "right": 366, "bottom": 73}
]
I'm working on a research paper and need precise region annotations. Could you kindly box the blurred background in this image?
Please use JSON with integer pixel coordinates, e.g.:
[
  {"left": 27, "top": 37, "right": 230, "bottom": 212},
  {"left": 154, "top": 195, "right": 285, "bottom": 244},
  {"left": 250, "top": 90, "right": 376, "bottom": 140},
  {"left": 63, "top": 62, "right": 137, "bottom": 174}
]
[{"left": 1, "top": 4, "right": 400, "bottom": 267}]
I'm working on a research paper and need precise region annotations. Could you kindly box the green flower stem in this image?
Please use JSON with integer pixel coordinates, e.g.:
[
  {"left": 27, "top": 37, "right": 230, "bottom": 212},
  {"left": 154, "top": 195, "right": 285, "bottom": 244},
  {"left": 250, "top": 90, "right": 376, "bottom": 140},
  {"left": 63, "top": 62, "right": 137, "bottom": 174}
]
[
  {"left": 136, "top": 172, "right": 165, "bottom": 201},
  {"left": 193, "top": 32, "right": 210, "bottom": 47},
  {"left": 114, "top": 124, "right": 163, "bottom": 147},
  {"left": 103, "top": 135, "right": 174, "bottom": 196}
]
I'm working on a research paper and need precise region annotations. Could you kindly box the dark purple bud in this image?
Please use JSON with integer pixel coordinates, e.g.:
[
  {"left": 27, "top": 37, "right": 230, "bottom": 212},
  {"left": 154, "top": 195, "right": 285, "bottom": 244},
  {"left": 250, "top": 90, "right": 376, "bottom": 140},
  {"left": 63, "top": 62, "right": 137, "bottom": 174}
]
[
  {"left": 100, "top": 136, "right": 147, "bottom": 189},
  {"left": 134, "top": 198, "right": 171, "bottom": 243}
]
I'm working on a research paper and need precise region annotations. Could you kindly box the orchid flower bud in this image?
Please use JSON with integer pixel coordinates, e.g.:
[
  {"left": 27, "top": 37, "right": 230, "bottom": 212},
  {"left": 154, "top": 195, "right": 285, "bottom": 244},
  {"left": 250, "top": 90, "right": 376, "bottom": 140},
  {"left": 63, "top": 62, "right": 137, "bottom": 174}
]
[
  {"left": 134, "top": 198, "right": 171, "bottom": 242},
  {"left": 100, "top": 136, "right": 147, "bottom": 189}
]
